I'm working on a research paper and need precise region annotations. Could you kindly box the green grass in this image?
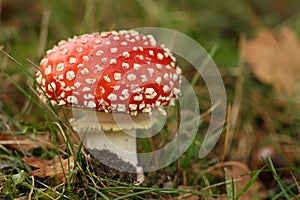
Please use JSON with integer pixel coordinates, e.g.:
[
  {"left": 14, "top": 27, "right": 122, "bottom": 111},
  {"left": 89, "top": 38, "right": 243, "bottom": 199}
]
[{"left": 1, "top": 0, "right": 300, "bottom": 199}]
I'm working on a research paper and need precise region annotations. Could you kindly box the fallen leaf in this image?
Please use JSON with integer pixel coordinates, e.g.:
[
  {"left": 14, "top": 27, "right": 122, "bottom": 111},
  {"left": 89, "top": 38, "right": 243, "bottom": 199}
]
[
  {"left": 23, "top": 156, "right": 75, "bottom": 183},
  {"left": 12, "top": 170, "right": 26, "bottom": 186},
  {"left": 224, "top": 161, "right": 266, "bottom": 200},
  {"left": 0, "top": 133, "right": 52, "bottom": 154},
  {"left": 242, "top": 26, "right": 300, "bottom": 98}
]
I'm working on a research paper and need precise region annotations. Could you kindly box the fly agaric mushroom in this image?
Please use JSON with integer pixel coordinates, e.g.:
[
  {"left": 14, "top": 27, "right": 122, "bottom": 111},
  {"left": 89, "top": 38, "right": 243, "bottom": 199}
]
[{"left": 35, "top": 30, "right": 181, "bottom": 183}]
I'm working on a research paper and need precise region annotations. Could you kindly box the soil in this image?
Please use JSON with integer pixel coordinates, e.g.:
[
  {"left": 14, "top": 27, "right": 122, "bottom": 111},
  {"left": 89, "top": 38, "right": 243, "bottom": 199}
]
[
  {"left": 85, "top": 149, "right": 174, "bottom": 188},
  {"left": 86, "top": 148, "right": 137, "bottom": 184}
]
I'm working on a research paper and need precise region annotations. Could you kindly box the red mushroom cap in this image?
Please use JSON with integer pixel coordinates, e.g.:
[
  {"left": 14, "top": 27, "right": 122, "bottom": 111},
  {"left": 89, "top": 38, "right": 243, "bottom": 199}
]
[{"left": 36, "top": 30, "right": 181, "bottom": 115}]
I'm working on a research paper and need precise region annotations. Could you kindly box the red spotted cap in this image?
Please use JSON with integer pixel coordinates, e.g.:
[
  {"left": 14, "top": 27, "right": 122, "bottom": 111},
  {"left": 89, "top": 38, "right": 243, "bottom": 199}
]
[{"left": 36, "top": 30, "right": 181, "bottom": 115}]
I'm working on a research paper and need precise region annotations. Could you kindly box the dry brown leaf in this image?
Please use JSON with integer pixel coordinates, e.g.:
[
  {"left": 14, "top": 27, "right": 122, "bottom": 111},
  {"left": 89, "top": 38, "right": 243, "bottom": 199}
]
[
  {"left": 243, "top": 26, "right": 300, "bottom": 98},
  {"left": 23, "top": 156, "right": 75, "bottom": 183},
  {"left": 0, "top": 133, "right": 52, "bottom": 154},
  {"left": 224, "top": 161, "right": 266, "bottom": 200}
]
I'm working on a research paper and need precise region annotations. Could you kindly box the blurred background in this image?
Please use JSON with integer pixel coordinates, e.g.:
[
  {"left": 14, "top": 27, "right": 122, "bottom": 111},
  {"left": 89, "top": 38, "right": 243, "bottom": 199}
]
[
  {"left": 1, "top": 0, "right": 300, "bottom": 66},
  {"left": 1, "top": 0, "right": 300, "bottom": 199}
]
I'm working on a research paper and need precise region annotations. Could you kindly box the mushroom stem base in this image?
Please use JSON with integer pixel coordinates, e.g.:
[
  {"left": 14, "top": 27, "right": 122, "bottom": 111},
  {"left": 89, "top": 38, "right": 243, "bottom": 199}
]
[
  {"left": 82, "top": 129, "right": 138, "bottom": 165},
  {"left": 81, "top": 129, "right": 145, "bottom": 184},
  {"left": 69, "top": 109, "right": 148, "bottom": 184}
]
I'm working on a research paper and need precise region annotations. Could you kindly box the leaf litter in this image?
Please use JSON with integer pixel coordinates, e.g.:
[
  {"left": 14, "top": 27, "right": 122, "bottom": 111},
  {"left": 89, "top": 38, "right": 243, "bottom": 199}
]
[
  {"left": 242, "top": 26, "right": 300, "bottom": 100},
  {"left": 23, "top": 156, "right": 75, "bottom": 183},
  {"left": 0, "top": 133, "right": 52, "bottom": 154}
]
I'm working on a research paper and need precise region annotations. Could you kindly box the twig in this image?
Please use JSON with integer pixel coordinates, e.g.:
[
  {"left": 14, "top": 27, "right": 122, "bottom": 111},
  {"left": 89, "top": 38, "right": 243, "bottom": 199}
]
[
  {"left": 37, "top": 10, "right": 51, "bottom": 57},
  {"left": 28, "top": 175, "right": 34, "bottom": 199},
  {"left": 221, "top": 104, "right": 231, "bottom": 162},
  {"left": 290, "top": 171, "right": 300, "bottom": 194},
  {"left": 0, "top": 140, "right": 49, "bottom": 145},
  {"left": 226, "top": 35, "right": 246, "bottom": 156}
]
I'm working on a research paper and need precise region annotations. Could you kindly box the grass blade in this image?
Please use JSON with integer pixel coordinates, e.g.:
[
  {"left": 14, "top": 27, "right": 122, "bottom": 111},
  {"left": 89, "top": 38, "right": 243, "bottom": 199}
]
[
  {"left": 87, "top": 185, "right": 111, "bottom": 200},
  {"left": 236, "top": 167, "right": 264, "bottom": 199}
]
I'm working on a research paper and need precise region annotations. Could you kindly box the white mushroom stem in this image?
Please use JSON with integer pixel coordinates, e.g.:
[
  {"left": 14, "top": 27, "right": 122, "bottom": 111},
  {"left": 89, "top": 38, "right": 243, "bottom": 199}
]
[
  {"left": 70, "top": 109, "right": 153, "bottom": 184},
  {"left": 82, "top": 128, "right": 145, "bottom": 184},
  {"left": 84, "top": 129, "right": 138, "bottom": 165}
]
